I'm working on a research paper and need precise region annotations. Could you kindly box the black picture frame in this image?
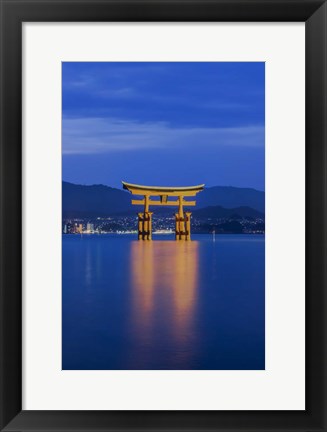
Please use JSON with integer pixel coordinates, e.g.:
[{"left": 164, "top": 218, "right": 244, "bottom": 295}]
[{"left": 0, "top": 0, "right": 326, "bottom": 431}]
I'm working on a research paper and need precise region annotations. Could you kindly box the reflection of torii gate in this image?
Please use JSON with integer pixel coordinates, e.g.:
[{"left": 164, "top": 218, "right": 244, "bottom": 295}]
[{"left": 122, "top": 181, "right": 205, "bottom": 240}]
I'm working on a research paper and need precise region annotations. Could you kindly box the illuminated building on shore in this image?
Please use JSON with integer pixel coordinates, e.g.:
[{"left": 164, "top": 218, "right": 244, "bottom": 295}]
[{"left": 86, "top": 223, "right": 94, "bottom": 233}]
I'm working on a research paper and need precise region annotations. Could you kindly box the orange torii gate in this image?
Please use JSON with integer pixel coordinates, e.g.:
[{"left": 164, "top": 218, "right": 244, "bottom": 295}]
[{"left": 122, "top": 181, "right": 205, "bottom": 240}]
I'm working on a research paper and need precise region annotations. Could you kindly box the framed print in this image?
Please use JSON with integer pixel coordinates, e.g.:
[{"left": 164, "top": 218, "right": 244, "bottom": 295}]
[{"left": 0, "top": 1, "right": 326, "bottom": 431}]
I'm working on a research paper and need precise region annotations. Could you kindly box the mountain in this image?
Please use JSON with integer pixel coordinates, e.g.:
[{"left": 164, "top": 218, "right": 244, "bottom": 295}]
[
  {"left": 62, "top": 181, "right": 265, "bottom": 218},
  {"left": 193, "top": 205, "right": 264, "bottom": 219},
  {"left": 196, "top": 186, "right": 264, "bottom": 213},
  {"left": 62, "top": 181, "right": 131, "bottom": 218}
]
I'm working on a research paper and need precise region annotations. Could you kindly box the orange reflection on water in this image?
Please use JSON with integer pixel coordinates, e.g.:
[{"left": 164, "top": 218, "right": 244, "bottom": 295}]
[
  {"left": 130, "top": 240, "right": 199, "bottom": 357},
  {"left": 171, "top": 241, "right": 199, "bottom": 338},
  {"left": 131, "top": 241, "right": 155, "bottom": 314}
]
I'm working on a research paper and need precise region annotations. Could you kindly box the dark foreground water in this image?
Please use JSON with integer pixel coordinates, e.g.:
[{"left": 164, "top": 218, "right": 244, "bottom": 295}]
[{"left": 62, "top": 234, "right": 265, "bottom": 370}]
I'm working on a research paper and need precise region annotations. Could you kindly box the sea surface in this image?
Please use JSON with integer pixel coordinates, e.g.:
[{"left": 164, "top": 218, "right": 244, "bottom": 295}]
[{"left": 62, "top": 234, "right": 265, "bottom": 370}]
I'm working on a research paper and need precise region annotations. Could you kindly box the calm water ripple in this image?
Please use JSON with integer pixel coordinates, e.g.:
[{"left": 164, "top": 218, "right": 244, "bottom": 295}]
[{"left": 62, "top": 234, "right": 265, "bottom": 370}]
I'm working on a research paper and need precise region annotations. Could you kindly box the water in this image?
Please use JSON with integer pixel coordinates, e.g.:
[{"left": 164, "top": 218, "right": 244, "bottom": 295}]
[{"left": 62, "top": 234, "right": 265, "bottom": 370}]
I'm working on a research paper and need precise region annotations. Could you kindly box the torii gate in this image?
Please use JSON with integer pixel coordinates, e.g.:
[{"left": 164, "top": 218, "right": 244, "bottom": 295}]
[{"left": 122, "top": 181, "right": 204, "bottom": 240}]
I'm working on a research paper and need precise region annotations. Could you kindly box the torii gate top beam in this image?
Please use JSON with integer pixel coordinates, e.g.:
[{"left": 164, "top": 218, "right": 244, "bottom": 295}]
[{"left": 122, "top": 181, "right": 205, "bottom": 197}]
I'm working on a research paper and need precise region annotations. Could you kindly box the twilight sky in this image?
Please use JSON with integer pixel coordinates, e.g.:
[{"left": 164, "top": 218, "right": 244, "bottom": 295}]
[{"left": 62, "top": 62, "right": 265, "bottom": 190}]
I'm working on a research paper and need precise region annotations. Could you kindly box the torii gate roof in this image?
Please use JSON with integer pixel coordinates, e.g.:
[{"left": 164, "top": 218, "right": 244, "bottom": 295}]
[{"left": 122, "top": 181, "right": 205, "bottom": 195}]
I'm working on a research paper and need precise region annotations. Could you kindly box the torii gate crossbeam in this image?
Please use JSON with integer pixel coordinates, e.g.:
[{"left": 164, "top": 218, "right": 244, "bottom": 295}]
[{"left": 122, "top": 181, "right": 205, "bottom": 240}]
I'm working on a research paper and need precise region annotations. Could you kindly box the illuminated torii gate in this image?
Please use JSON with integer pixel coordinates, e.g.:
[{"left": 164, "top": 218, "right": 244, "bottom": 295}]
[{"left": 122, "top": 181, "right": 204, "bottom": 240}]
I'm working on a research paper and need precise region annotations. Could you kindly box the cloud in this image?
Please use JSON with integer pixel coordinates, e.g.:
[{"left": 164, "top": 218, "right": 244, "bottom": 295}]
[
  {"left": 63, "top": 75, "right": 94, "bottom": 88},
  {"left": 94, "top": 87, "right": 137, "bottom": 99},
  {"left": 62, "top": 117, "right": 264, "bottom": 155}
]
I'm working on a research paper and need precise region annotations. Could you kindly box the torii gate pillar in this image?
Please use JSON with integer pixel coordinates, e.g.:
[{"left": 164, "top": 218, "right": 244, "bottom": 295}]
[
  {"left": 138, "top": 212, "right": 153, "bottom": 240},
  {"left": 175, "top": 196, "right": 192, "bottom": 240}
]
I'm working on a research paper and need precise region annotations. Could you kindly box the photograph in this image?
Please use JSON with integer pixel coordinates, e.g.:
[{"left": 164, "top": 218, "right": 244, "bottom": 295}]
[{"left": 62, "top": 61, "right": 265, "bottom": 370}]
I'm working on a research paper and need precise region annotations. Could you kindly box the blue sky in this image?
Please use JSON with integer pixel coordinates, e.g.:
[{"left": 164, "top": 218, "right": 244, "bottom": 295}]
[{"left": 62, "top": 62, "right": 265, "bottom": 190}]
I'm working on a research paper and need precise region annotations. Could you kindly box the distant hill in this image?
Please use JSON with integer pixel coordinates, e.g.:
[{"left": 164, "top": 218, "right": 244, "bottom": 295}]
[
  {"left": 193, "top": 205, "right": 264, "bottom": 219},
  {"left": 196, "top": 186, "right": 264, "bottom": 213},
  {"left": 62, "top": 181, "right": 265, "bottom": 218},
  {"left": 62, "top": 181, "right": 131, "bottom": 218}
]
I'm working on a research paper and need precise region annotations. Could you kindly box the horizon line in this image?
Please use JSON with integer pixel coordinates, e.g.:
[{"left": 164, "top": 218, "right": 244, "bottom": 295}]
[{"left": 62, "top": 180, "right": 265, "bottom": 193}]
